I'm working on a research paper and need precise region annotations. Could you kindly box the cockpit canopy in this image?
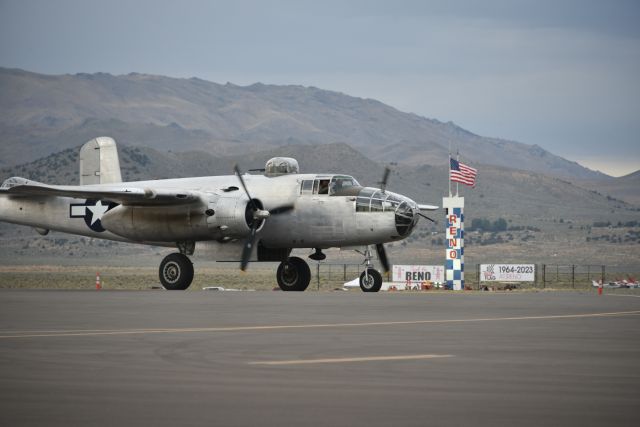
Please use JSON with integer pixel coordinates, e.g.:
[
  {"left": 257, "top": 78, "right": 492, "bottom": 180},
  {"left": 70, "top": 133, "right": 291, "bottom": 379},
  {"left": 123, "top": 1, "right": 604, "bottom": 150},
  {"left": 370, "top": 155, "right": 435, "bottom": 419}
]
[
  {"left": 299, "top": 175, "right": 361, "bottom": 196},
  {"left": 265, "top": 157, "right": 299, "bottom": 177}
]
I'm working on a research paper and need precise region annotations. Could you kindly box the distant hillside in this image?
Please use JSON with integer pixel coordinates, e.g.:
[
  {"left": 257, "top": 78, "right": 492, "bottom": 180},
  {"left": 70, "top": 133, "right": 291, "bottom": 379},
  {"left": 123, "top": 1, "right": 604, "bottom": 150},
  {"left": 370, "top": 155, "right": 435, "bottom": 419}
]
[
  {"left": 579, "top": 170, "right": 640, "bottom": 205},
  {"left": 0, "top": 68, "right": 605, "bottom": 181}
]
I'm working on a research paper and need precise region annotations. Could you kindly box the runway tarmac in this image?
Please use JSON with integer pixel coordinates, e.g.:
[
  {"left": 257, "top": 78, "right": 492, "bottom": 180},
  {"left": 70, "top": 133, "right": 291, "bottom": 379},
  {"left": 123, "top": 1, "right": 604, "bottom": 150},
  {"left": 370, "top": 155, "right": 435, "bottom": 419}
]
[{"left": 1, "top": 290, "right": 639, "bottom": 426}]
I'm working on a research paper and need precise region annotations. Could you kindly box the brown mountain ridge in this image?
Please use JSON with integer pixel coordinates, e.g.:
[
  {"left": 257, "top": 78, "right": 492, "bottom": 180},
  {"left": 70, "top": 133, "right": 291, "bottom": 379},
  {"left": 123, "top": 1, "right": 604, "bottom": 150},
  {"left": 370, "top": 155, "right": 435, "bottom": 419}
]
[{"left": 0, "top": 67, "right": 606, "bottom": 182}]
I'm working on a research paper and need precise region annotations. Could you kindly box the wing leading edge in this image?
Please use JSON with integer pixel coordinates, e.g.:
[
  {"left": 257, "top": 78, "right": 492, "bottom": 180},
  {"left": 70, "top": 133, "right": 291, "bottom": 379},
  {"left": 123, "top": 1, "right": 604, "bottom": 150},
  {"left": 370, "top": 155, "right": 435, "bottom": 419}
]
[{"left": 1, "top": 181, "right": 201, "bottom": 206}]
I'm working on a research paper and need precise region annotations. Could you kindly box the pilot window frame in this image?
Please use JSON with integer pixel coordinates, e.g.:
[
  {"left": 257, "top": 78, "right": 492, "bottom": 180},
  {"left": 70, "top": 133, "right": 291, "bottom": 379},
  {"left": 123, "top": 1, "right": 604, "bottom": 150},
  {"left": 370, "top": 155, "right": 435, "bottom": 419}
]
[
  {"left": 300, "top": 179, "right": 313, "bottom": 195},
  {"left": 370, "top": 191, "right": 385, "bottom": 212},
  {"left": 356, "top": 188, "right": 376, "bottom": 212}
]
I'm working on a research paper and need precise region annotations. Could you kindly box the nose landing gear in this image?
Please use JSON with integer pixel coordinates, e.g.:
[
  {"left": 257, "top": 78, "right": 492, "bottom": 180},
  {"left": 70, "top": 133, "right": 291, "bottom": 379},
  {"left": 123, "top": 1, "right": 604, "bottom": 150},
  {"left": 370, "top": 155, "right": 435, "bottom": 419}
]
[{"left": 359, "top": 246, "right": 383, "bottom": 292}]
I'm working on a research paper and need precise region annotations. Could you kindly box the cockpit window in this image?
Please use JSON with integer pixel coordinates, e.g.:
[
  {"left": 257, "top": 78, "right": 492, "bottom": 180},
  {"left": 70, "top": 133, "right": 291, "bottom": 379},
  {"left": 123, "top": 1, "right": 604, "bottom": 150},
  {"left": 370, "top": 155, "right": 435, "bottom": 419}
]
[
  {"left": 318, "top": 179, "right": 330, "bottom": 194},
  {"left": 329, "top": 176, "right": 359, "bottom": 195},
  {"left": 301, "top": 175, "right": 361, "bottom": 197}
]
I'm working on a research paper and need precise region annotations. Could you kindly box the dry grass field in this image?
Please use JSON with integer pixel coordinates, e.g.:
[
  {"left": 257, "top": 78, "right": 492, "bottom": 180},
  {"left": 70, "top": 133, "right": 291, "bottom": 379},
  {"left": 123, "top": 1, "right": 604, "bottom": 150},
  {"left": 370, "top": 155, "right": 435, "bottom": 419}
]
[
  {"left": 0, "top": 264, "right": 278, "bottom": 291},
  {"left": 1, "top": 262, "right": 637, "bottom": 292}
]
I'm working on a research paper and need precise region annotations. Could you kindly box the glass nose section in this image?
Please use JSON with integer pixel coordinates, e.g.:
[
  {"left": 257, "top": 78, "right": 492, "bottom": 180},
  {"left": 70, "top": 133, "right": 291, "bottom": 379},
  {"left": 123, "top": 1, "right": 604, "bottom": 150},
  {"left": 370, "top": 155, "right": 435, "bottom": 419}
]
[{"left": 355, "top": 188, "right": 417, "bottom": 236}]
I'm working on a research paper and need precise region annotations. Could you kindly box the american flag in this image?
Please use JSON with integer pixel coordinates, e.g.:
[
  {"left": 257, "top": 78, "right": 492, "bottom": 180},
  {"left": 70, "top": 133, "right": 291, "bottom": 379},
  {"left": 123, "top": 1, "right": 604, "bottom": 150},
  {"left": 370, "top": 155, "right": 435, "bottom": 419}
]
[{"left": 450, "top": 158, "right": 477, "bottom": 187}]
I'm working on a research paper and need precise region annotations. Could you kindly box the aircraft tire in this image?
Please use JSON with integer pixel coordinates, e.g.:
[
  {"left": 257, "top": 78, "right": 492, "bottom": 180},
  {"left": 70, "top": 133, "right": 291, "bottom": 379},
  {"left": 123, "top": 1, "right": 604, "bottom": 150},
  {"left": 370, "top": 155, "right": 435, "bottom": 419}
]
[
  {"left": 159, "top": 253, "right": 194, "bottom": 290},
  {"left": 360, "top": 269, "right": 382, "bottom": 292},
  {"left": 277, "top": 257, "right": 311, "bottom": 291}
]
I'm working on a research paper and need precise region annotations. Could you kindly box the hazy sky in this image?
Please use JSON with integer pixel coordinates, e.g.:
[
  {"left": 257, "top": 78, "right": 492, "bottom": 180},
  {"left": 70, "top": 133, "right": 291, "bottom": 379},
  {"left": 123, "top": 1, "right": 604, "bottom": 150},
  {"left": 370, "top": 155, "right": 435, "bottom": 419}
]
[{"left": 1, "top": 0, "right": 638, "bottom": 176}]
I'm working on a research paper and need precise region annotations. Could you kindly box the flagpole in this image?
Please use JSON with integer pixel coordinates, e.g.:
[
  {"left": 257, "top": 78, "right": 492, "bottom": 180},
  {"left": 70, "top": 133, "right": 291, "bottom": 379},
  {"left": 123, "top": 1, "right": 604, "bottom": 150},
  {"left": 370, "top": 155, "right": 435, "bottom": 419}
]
[
  {"left": 456, "top": 150, "right": 460, "bottom": 197},
  {"left": 448, "top": 143, "right": 452, "bottom": 198}
]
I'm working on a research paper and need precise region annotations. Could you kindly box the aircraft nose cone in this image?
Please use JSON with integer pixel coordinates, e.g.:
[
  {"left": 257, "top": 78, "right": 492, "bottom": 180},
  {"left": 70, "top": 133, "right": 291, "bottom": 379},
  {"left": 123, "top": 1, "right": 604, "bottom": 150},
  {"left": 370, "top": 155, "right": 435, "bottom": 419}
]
[{"left": 394, "top": 197, "right": 418, "bottom": 237}]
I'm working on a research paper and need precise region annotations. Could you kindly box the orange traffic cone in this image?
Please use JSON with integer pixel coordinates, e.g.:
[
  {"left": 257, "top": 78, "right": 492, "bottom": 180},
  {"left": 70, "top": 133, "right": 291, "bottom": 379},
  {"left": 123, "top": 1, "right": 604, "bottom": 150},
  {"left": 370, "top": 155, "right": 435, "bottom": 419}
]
[{"left": 96, "top": 272, "right": 102, "bottom": 290}]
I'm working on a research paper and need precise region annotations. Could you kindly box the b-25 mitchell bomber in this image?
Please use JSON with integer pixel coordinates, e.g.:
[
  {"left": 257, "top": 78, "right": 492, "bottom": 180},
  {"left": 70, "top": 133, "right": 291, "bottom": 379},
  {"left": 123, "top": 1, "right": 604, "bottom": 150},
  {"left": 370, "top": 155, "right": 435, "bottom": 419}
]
[{"left": 0, "top": 137, "right": 437, "bottom": 292}]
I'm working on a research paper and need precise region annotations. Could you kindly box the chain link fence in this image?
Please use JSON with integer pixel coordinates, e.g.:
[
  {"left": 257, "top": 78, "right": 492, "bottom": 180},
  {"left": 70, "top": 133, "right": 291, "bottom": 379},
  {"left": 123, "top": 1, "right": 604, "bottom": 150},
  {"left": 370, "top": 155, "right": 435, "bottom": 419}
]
[
  {"left": 312, "top": 262, "right": 396, "bottom": 290},
  {"left": 314, "top": 262, "right": 638, "bottom": 291}
]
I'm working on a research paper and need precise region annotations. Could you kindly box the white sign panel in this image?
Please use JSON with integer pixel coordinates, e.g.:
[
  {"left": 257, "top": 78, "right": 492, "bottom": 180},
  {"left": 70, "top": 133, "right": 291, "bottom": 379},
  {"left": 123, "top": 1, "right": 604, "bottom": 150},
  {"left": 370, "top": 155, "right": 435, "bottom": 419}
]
[
  {"left": 392, "top": 265, "right": 445, "bottom": 284},
  {"left": 480, "top": 264, "right": 535, "bottom": 282}
]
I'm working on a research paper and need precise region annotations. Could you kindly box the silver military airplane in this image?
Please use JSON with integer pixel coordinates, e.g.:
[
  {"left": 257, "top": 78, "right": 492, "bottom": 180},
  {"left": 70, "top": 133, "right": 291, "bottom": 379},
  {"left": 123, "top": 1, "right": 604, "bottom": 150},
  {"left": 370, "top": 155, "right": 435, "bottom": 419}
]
[{"left": 0, "top": 137, "right": 437, "bottom": 292}]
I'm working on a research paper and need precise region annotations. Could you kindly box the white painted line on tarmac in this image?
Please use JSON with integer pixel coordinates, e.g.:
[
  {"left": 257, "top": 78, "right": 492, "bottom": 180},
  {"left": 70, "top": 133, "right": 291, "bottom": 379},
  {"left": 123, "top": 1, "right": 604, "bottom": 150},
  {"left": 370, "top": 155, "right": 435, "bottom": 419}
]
[
  {"left": 0, "top": 327, "right": 180, "bottom": 335},
  {"left": 1, "top": 310, "right": 639, "bottom": 339},
  {"left": 248, "top": 354, "right": 454, "bottom": 366},
  {"left": 605, "top": 294, "right": 640, "bottom": 298}
]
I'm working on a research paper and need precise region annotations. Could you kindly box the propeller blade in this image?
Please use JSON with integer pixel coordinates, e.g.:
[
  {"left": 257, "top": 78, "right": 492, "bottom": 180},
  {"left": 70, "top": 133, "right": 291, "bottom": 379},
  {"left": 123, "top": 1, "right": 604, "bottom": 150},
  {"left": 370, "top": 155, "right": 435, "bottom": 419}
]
[
  {"left": 417, "top": 212, "right": 436, "bottom": 223},
  {"left": 269, "top": 204, "right": 295, "bottom": 215},
  {"left": 379, "top": 166, "right": 391, "bottom": 194},
  {"left": 375, "top": 243, "right": 390, "bottom": 273},
  {"left": 234, "top": 164, "right": 258, "bottom": 212},
  {"left": 240, "top": 225, "right": 258, "bottom": 271}
]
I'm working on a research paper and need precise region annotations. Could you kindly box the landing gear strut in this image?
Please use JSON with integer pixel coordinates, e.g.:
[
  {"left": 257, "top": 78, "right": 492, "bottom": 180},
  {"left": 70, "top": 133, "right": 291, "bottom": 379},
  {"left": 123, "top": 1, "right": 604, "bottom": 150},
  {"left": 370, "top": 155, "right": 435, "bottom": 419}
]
[
  {"left": 159, "top": 253, "right": 194, "bottom": 290},
  {"left": 359, "top": 246, "right": 383, "bottom": 292},
  {"left": 276, "top": 256, "right": 311, "bottom": 291}
]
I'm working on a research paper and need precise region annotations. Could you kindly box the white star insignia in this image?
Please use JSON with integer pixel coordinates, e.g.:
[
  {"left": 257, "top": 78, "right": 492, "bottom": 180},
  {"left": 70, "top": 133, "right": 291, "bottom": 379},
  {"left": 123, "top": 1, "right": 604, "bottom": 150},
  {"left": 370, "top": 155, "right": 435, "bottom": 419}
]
[{"left": 87, "top": 201, "right": 109, "bottom": 225}]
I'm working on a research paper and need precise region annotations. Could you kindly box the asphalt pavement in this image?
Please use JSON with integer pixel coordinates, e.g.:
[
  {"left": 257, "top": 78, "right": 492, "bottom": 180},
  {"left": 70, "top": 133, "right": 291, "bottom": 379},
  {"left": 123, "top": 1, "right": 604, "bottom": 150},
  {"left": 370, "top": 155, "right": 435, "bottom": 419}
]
[{"left": 1, "top": 290, "right": 639, "bottom": 426}]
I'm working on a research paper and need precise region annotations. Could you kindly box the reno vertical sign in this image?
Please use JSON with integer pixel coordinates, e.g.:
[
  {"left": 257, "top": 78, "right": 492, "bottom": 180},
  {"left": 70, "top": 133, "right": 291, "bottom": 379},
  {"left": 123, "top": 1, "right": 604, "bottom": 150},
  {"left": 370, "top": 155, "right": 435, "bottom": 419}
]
[{"left": 443, "top": 197, "right": 464, "bottom": 290}]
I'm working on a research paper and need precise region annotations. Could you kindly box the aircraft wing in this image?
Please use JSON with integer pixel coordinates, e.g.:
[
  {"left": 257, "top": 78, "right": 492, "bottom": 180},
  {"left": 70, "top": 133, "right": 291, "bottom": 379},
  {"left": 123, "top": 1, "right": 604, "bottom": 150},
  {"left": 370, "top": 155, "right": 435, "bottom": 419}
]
[{"left": 1, "top": 182, "right": 201, "bottom": 206}]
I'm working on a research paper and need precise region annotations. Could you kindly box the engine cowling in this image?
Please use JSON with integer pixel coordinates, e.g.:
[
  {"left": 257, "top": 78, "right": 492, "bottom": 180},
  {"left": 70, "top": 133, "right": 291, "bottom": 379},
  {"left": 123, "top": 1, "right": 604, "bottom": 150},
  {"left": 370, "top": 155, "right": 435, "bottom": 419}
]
[{"left": 205, "top": 192, "right": 263, "bottom": 241}]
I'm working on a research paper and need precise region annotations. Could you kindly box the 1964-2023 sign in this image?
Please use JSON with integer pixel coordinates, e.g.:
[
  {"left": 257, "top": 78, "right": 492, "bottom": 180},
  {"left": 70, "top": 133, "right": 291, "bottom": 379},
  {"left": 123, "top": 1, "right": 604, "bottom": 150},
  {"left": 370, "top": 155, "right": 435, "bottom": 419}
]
[{"left": 480, "top": 264, "right": 535, "bottom": 282}]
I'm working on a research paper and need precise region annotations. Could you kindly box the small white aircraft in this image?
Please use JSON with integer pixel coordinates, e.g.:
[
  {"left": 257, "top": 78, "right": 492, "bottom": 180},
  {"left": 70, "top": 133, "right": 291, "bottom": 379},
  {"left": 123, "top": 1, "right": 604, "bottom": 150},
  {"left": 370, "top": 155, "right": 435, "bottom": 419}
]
[
  {"left": 0, "top": 137, "right": 437, "bottom": 292},
  {"left": 592, "top": 277, "right": 640, "bottom": 289}
]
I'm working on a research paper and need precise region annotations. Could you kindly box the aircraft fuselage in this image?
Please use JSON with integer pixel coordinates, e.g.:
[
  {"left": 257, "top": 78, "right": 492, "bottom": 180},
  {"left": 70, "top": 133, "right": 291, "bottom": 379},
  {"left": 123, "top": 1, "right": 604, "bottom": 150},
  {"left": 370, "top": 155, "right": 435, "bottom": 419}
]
[{"left": 0, "top": 173, "right": 418, "bottom": 252}]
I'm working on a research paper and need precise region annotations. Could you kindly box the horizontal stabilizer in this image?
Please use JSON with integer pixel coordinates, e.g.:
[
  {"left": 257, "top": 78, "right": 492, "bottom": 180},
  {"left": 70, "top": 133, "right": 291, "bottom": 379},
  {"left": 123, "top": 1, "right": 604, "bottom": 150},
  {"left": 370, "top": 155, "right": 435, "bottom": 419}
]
[{"left": 418, "top": 204, "right": 439, "bottom": 211}]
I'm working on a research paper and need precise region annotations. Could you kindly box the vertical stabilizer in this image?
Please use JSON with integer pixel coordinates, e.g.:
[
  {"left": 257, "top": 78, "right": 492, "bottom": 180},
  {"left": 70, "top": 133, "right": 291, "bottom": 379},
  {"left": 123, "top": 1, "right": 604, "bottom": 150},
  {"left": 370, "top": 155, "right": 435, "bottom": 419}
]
[{"left": 79, "top": 137, "right": 122, "bottom": 185}]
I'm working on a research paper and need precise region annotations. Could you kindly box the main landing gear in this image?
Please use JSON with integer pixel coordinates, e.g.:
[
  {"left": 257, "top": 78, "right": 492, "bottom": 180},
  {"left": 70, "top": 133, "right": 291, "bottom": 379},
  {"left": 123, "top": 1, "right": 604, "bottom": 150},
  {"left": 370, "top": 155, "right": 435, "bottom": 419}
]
[
  {"left": 157, "top": 247, "right": 382, "bottom": 293},
  {"left": 159, "top": 253, "right": 194, "bottom": 290},
  {"left": 276, "top": 256, "right": 311, "bottom": 291}
]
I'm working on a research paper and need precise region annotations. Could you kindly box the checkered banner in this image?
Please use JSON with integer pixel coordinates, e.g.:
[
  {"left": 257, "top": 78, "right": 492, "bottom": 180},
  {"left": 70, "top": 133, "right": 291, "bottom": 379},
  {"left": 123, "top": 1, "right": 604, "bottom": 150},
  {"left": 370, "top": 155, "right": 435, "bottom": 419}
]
[{"left": 443, "top": 198, "right": 464, "bottom": 290}]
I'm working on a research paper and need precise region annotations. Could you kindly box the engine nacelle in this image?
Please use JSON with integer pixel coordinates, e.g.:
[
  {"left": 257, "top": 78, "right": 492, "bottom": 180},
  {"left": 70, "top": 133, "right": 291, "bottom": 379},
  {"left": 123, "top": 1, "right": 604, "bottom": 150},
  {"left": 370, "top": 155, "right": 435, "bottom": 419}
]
[
  {"left": 101, "top": 204, "right": 211, "bottom": 242},
  {"left": 100, "top": 191, "right": 257, "bottom": 243}
]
